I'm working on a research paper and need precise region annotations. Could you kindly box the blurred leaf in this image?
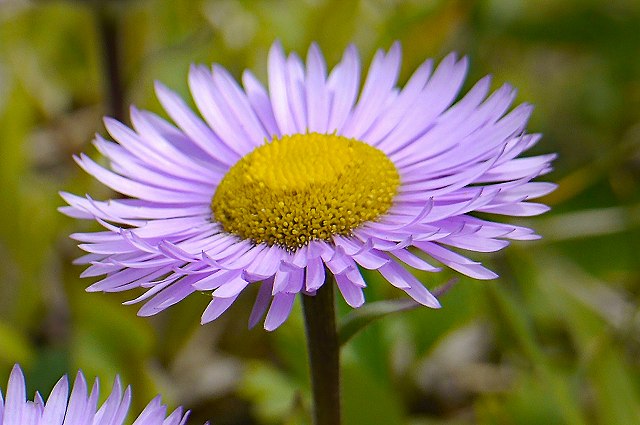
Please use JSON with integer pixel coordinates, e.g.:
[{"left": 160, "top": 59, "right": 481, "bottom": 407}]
[
  {"left": 239, "top": 360, "right": 308, "bottom": 424},
  {"left": 71, "top": 294, "right": 155, "bottom": 385},
  {"left": 476, "top": 373, "right": 573, "bottom": 425},
  {"left": 589, "top": 342, "right": 640, "bottom": 424},
  {"left": 0, "top": 320, "right": 34, "bottom": 366},
  {"left": 486, "top": 283, "right": 588, "bottom": 425},
  {"left": 339, "top": 298, "right": 420, "bottom": 346},
  {"left": 528, "top": 251, "right": 640, "bottom": 424},
  {"left": 25, "top": 348, "right": 70, "bottom": 398},
  {"left": 342, "top": 358, "right": 405, "bottom": 425},
  {"left": 339, "top": 279, "right": 457, "bottom": 346}
]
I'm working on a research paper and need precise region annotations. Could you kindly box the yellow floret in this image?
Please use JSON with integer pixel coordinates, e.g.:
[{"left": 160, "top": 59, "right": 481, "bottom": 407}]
[{"left": 211, "top": 133, "right": 400, "bottom": 251}]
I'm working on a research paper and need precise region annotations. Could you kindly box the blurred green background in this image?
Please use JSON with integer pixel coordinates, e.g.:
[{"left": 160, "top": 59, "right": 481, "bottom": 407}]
[{"left": 1, "top": 0, "right": 639, "bottom": 423}]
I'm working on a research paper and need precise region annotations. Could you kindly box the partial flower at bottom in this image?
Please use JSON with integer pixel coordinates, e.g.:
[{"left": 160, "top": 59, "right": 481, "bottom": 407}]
[
  {"left": 61, "top": 42, "right": 556, "bottom": 330},
  {"left": 0, "top": 365, "right": 200, "bottom": 425}
]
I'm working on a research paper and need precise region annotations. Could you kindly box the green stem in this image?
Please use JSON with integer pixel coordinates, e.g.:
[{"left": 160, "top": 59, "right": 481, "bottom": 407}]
[{"left": 302, "top": 276, "right": 341, "bottom": 425}]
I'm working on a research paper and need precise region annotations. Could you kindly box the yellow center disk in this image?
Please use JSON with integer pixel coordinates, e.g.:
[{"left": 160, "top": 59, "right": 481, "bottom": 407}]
[{"left": 211, "top": 133, "right": 400, "bottom": 251}]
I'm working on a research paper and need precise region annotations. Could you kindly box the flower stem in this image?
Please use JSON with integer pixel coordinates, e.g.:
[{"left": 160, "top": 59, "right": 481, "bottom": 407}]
[{"left": 302, "top": 276, "right": 341, "bottom": 425}]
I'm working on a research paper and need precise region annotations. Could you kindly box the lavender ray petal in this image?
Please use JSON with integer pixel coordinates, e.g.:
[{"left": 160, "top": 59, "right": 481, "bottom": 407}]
[
  {"left": 326, "top": 44, "right": 360, "bottom": 132},
  {"left": 305, "top": 43, "right": 330, "bottom": 133},
  {"left": 249, "top": 278, "right": 275, "bottom": 329},
  {"left": 305, "top": 256, "right": 325, "bottom": 292},
  {"left": 391, "top": 248, "right": 441, "bottom": 271},
  {"left": 212, "top": 275, "right": 250, "bottom": 298},
  {"left": 242, "top": 70, "right": 280, "bottom": 137},
  {"left": 211, "top": 64, "right": 271, "bottom": 145},
  {"left": 335, "top": 272, "right": 365, "bottom": 308},
  {"left": 284, "top": 52, "right": 308, "bottom": 132},
  {"left": 96, "top": 138, "right": 215, "bottom": 195},
  {"left": 154, "top": 81, "right": 239, "bottom": 165},
  {"left": 264, "top": 292, "right": 296, "bottom": 331},
  {"left": 341, "top": 43, "right": 401, "bottom": 138},
  {"left": 74, "top": 154, "right": 209, "bottom": 204},
  {"left": 268, "top": 41, "right": 297, "bottom": 135},
  {"left": 200, "top": 295, "right": 238, "bottom": 325},
  {"left": 379, "top": 261, "right": 441, "bottom": 307},
  {"left": 4, "top": 366, "right": 27, "bottom": 425},
  {"left": 414, "top": 241, "right": 498, "bottom": 280},
  {"left": 478, "top": 202, "right": 551, "bottom": 216},
  {"left": 188, "top": 65, "right": 255, "bottom": 155},
  {"left": 364, "top": 57, "right": 433, "bottom": 146},
  {"left": 378, "top": 54, "right": 467, "bottom": 151},
  {"left": 40, "top": 376, "right": 69, "bottom": 425}
]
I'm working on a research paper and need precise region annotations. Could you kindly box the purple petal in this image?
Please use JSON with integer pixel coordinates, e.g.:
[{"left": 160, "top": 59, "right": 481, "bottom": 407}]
[
  {"left": 264, "top": 292, "right": 297, "bottom": 331},
  {"left": 342, "top": 43, "right": 402, "bottom": 138},
  {"left": 268, "top": 41, "right": 296, "bottom": 135},
  {"left": 201, "top": 295, "right": 240, "bottom": 324},
  {"left": 326, "top": 44, "right": 360, "bottom": 132},
  {"left": 414, "top": 241, "right": 498, "bottom": 280},
  {"left": 305, "top": 256, "right": 325, "bottom": 292},
  {"left": 249, "top": 278, "right": 275, "bottom": 329},
  {"left": 379, "top": 262, "right": 440, "bottom": 307},
  {"left": 242, "top": 70, "right": 280, "bottom": 137},
  {"left": 305, "top": 43, "right": 329, "bottom": 132},
  {"left": 4, "top": 365, "right": 26, "bottom": 425},
  {"left": 335, "top": 272, "right": 365, "bottom": 307},
  {"left": 154, "top": 81, "right": 239, "bottom": 165}
]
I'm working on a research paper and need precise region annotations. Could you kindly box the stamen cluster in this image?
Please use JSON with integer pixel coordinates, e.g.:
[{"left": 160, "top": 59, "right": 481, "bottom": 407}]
[{"left": 212, "top": 133, "right": 400, "bottom": 250}]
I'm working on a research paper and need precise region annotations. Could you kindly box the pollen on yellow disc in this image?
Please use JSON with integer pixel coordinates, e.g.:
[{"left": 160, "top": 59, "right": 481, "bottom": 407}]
[{"left": 211, "top": 133, "right": 400, "bottom": 251}]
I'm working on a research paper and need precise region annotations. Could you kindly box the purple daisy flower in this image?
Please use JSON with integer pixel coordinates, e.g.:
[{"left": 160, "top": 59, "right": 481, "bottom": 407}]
[
  {"left": 61, "top": 42, "right": 555, "bottom": 331},
  {"left": 0, "top": 365, "right": 200, "bottom": 425}
]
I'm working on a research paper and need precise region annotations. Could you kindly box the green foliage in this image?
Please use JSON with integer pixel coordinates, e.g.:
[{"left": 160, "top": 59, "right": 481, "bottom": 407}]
[
  {"left": 1, "top": 0, "right": 639, "bottom": 423},
  {"left": 338, "top": 298, "right": 422, "bottom": 346}
]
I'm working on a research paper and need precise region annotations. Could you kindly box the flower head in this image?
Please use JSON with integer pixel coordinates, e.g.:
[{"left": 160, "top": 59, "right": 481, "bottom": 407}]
[
  {"left": 61, "top": 42, "right": 555, "bottom": 330},
  {"left": 0, "top": 365, "right": 198, "bottom": 425}
]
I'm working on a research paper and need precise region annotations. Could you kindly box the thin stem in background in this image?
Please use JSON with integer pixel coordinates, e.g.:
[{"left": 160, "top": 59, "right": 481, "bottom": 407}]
[
  {"left": 95, "top": 3, "right": 125, "bottom": 122},
  {"left": 302, "top": 277, "right": 341, "bottom": 425}
]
